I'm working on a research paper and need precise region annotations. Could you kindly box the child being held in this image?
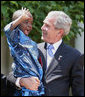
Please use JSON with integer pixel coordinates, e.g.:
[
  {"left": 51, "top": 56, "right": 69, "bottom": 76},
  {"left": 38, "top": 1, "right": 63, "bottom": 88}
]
[{"left": 4, "top": 7, "right": 44, "bottom": 96}]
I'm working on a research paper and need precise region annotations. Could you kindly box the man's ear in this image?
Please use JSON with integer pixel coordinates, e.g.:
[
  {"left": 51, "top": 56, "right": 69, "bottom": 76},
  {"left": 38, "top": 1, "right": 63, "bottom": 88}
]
[{"left": 58, "top": 29, "right": 64, "bottom": 37}]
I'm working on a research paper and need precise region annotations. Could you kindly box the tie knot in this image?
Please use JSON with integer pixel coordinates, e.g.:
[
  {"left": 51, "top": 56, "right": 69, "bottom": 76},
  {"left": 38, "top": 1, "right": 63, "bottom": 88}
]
[{"left": 48, "top": 44, "right": 54, "bottom": 50}]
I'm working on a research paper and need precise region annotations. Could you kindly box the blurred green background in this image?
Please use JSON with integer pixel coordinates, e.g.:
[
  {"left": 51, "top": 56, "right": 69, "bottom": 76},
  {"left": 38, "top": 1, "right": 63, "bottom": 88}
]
[
  {"left": 1, "top": 1, "right": 84, "bottom": 95},
  {"left": 1, "top": 1, "right": 84, "bottom": 46}
]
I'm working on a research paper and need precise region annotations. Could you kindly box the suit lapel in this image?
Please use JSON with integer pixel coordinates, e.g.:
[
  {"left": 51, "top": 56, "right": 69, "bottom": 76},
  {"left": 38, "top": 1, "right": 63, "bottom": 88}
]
[
  {"left": 45, "top": 42, "right": 65, "bottom": 76},
  {"left": 43, "top": 43, "right": 47, "bottom": 65},
  {"left": 38, "top": 43, "right": 47, "bottom": 73}
]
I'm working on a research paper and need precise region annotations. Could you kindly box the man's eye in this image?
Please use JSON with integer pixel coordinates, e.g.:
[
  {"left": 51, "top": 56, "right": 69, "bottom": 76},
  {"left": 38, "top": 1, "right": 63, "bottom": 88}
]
[{"left": 46, "top": 25, "right": 49, "bottom": 27}]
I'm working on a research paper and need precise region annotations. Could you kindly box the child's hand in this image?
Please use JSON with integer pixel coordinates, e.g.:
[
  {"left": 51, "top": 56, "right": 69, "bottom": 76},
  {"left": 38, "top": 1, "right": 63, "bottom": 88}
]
[{"left": 21, "top": 7, "right": 31, "bottom": 21}]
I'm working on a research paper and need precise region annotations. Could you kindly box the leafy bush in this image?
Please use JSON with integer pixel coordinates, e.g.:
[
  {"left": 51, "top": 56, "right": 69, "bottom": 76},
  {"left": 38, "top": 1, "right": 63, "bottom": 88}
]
[{"left": 1, "top": 1, "right": 84, "bottom": 45}]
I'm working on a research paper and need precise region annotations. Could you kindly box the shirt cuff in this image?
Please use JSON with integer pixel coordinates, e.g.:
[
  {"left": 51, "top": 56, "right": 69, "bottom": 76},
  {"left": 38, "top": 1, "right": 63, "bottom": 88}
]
[{"left": 15, "top": 77, "right": 22, "bottom": 89}]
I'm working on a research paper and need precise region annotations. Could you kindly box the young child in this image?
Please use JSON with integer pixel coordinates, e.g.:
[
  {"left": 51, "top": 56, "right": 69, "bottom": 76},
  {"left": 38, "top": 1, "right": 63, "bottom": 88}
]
[{"left": 4, "top": 7, "right": 44, "bottom": 96}]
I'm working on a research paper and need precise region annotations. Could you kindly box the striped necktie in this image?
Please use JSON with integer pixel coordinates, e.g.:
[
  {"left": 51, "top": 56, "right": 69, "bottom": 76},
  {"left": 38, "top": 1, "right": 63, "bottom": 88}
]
[{"left": 47, "top": 44, "right": 54, "bottom": 57}]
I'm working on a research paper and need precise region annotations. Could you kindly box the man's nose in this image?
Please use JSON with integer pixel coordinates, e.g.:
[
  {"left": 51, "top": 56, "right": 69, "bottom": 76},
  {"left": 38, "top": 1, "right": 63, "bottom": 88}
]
[{"left": 41, "top": 25, "right": 44, "bottom": 30}]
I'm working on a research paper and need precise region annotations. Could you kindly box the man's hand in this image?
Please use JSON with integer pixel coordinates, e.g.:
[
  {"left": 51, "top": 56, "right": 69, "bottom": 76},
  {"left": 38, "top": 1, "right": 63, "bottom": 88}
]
[{"left": 19, "top": 77, "right": 40, "bottom": 91}]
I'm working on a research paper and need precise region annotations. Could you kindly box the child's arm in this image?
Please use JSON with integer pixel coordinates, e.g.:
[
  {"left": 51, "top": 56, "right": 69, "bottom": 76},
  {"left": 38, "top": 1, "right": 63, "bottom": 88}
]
[
  {"left": 10, "top": 7, "right": 30, "bottom": 31},
  {"left": 4, "top": 8, "right": 30, "bottom": 43}
]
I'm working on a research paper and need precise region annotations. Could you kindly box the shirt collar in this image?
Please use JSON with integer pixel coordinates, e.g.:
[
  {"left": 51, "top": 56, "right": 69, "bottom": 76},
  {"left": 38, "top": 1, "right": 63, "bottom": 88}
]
[{"left": 47, "top": 39, "right": 62, "bottom": 51}]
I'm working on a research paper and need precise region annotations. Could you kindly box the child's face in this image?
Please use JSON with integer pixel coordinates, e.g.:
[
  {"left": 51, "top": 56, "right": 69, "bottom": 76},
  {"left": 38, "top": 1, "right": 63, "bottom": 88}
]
[{"left": 19, "top": 17, "right": 33, "bottom": 36}]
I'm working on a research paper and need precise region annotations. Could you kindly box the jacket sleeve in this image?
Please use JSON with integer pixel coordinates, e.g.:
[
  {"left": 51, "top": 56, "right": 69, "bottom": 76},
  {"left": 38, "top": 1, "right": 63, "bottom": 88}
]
[
  {"left": 71, "top": 55, "right": 84, "bottom": 96},
  {"left": 4, "top": 22, "right": 13, "bottom": 39},
  {"left": 7, "top": 71, "right": 17, "bottom": 84},
  {"left": 1, "top": 73, "right": 17, "bottom": 96},
  {"left": 1, "top": 74, "right": 7, "bottom": 96},
  {"left": 4, "top": 22, "right": 19, "bottom": 45}
]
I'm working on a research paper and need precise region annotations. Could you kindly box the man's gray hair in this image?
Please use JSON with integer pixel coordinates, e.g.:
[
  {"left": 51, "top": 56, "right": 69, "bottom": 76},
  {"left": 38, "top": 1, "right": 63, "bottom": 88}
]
[{"left": 46, "top": 11, "right": 72, "bottom": 35}]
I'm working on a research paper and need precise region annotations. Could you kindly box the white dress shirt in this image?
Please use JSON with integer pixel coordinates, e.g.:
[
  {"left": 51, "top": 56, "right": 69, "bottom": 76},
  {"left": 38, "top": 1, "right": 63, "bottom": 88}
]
[{"left": 47, "top": 39, "right": 62, "bottom": 68}]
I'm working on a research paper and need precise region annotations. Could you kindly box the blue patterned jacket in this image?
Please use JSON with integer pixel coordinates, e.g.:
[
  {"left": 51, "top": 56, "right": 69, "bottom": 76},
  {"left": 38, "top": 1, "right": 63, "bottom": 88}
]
[{"left": 4, "top": 23, "right": 44, "bottom": 96}]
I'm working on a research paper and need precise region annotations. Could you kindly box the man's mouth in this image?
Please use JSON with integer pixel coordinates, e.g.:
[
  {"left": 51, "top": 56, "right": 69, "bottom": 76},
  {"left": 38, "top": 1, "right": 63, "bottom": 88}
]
[{"left": 42, "top": 31, "right": 47, "bottom": 36}]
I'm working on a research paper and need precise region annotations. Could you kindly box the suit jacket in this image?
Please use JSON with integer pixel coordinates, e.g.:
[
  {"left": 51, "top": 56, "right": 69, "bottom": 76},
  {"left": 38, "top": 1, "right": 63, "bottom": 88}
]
[
  {"left": 6, "top": 41, "right": 84, "bottom": 96},
  {"left": 38, "top": 42, "right": 84, "bottom": 96},
  {"left": 1, "top": 73, "right": 18, "bottom": 96}
]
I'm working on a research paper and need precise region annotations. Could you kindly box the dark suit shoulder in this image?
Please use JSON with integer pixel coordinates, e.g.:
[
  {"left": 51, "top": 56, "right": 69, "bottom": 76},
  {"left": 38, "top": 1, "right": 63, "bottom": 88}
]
[{"left": 64, "top": 43, "right": 81, "bottom": 56}]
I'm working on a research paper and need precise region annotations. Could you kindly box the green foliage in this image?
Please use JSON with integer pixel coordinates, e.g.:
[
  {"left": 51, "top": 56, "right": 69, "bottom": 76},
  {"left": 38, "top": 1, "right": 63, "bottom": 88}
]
[{"left": 1, "top": 1, "right": 84, "bottom": 46}]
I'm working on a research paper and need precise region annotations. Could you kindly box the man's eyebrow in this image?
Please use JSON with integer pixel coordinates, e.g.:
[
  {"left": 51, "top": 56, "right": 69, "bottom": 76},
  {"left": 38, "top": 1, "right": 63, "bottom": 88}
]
[{"left": 43, "top": 21, "right": 49, "bottom": 25}]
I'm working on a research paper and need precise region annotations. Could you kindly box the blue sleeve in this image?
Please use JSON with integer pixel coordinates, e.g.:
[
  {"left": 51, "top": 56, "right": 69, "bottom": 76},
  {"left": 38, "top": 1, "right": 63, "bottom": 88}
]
[
  {"left": 4, "top": 22, "right": 19, "bottom": 46},
  {"left": 4, "top": 22, "right": 13, "bottom": 39}
]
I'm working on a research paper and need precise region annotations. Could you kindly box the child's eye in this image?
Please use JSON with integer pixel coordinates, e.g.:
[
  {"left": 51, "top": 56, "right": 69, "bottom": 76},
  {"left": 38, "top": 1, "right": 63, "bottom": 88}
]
[
  {"left": 25, "top": 21, "right": 28, "bottom": 24},
  {"left": 24, "top": 20, "right": 28, "bottom": 23},
  {"left": 24, "top": 20, "right": 32, "bottom": 25}
]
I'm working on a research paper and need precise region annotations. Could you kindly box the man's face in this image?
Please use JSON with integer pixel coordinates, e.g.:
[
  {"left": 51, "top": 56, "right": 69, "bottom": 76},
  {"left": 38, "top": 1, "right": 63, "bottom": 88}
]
[
  {"left": 41, "top": 17, "right": 60, "bottom": 44},
  {"left": 20, "top": 17, "right": 33, "bottom": 36}
]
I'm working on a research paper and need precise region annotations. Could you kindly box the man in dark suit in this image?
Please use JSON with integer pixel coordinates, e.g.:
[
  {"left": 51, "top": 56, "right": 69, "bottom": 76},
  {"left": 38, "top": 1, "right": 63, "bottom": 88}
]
[
  {"left": 1, "top": 74, "right": 7, "bottom": 96},
  {"left": 6, "top": 11, "right": 84, "bottom": 96},
  {"left": 1, "top": 73, "right": 17, "bottom": 96}
]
